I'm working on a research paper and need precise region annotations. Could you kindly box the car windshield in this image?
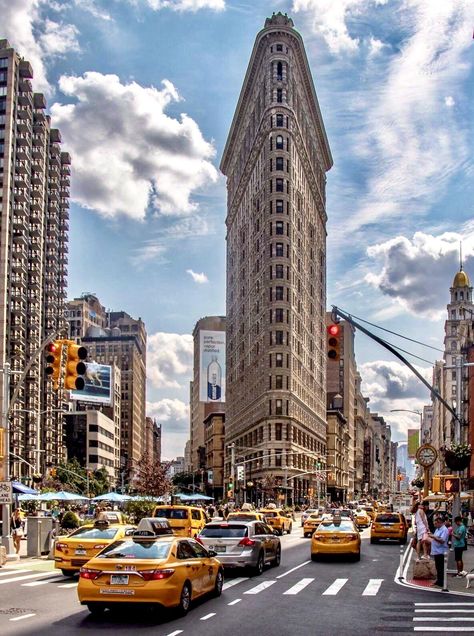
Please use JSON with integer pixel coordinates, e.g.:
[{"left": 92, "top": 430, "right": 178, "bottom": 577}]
[
  {"left": 97, "top": 540, "right": 172, "bottom": 559},
  {"left": 319, "top": 522, "right": 354, "bottom": 532},
  {"left": 340, "top": 510, "right": 352, "bottom": 516},
  {"left": 155, "top": 508, "right": 188, "bottom": 520},
  {"left": 69, "top": 526, "right": 118, "bottom": 540},
  {"left": 200, "top": 525, "right": 248, "bottom": 538},
  {"left": 263, "top": 512, "right": 277, "bottom": 517},
  {"left": 228, "top": 514, "right": 258, "bottom": 520},
  {"left": 376, "top": 514, "right": 400, "bottom": 523}
]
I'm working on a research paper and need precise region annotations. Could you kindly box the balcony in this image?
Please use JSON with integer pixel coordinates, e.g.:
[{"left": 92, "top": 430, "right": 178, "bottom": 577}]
[
  {"left": 18, "top": 93, "right": 33, "bottom": 107},
  {"left": 19, "top": 61, "right": 33, "bottom": 79},
  {"left": 31, "top": 198, "right": 43, "bottom": 211},
  {"left": 32, "top": 146, "right": 45, "bottom": 160},
  {"left": 15, "top": 160, "right": 30, "bottom": 175},
  {"left": 18, "top": 79, "right": 32, "bottom": 93},
  {"left": 16, "top": 119, "right": 32, "bottom": 135},
  {"left": 13, "top": 189, "right": 27, "bottom": 204},
  {"left": 12, "top": 232, "right": 27, "bottom": 246},
  {"left": 31, "top": 171, "right": 43, "bottom": 186}
]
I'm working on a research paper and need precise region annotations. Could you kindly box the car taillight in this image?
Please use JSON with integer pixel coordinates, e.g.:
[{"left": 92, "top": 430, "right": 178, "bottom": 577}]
[
  {"left": 195, "top": 536, "right": 204, "bottom": 545},
  {"left": 93, "top": 544, "right": 107, "bottom": 550},
  {"left": 79, "top": 567, "right": 101, "bottom": 580},
  {"left": 55, "top": 542, "right": 68, "bottom": 552},
  {"left": 188, "top": 528, "right": 192, "bottom": 537},
  {"left": 399, "top": 525, "right": 404, "bottom": 531},
  {"left": 347, "top": 534, "right": 357, "bottom": 540},
  {"left": 312, "top": 535, "right": 322, "bottom": 541},
  {"left": 238, "top": 537, "right": 256, "bottom": 547},
  {"left": 138, "top": 569, "right": 175, "bottom": 581}
]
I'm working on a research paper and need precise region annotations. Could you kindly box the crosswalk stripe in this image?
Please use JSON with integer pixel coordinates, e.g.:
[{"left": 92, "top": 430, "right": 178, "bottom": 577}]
[
  {"left": 362, "top": 579, "right": 384, "bottom": 596},
  {"left": 0, "top": 569, "right": 31, "bottom": 577},
  {"left": 222, "top": 577, "right": 248, "bottom": 591},
  {"left": 23, "top": 576, "right": 65, "bottom": 587},
  {"left": 0, "top": 571, "right": 59, "bottom": 585},
  {"left": 228, "top": 599, "right": 241, "bottom": 606},
  {"left": 415, "top": 610, "right": 474, "bottom": 614},
  {"left": 283, "top": 578, "right": 314, "bottom": 595},
  {"left": 322, "top": 578, "right": 348, "bottom": 596},
  {"left": 57, "top": 582, "right": 78, "bottom": 589},
  {"left": 415, "top": 603, "right": 474, "bottom": 607},
  {"left": 414, "top": 628, "right": 474, "bottom": 632},
  {"left": 414, "top": 618, "right": 474, "bottom": 622},
  {"left": 244, "top": 580, "right": 276, "bottom": 595},
  {"left": 200, "top": 613, "right": 216, "bottom": 621}
]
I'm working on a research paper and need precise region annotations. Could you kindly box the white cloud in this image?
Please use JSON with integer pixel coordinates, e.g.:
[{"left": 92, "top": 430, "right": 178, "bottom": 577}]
[
  {"left": 50, "top": 73, "right": 218, "bottom": 220},
  {"left": 39, "top": 19, "right": 80, "bottom": 56},
  {"left": 186, "top": 269, "right": 208, "bottom": 284},
  {"left": 445, "top": 95, "right": 455, "bottom": 107},
  {"left": 368, "top": 36, "right": 385, "bottom": 57},
  {"left": 131, "top": 243, "right": 167, "bottom": 268},
  {"left": 146, "top": 398, "right": 189, "bottom": 423},
  {"left": 147, "top": 332, "right": 193, "bottom": 389},
  {"left": 365, "top": 229, "right": 474, "bottom": 318},
  {"left": 144, "top": 0, "right": 225, "bottom": 11}
]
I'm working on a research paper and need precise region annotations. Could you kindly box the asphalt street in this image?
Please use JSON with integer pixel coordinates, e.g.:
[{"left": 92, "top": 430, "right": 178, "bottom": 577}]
[{"left": 1, "top": 527, "right": 472, "bottom": 636}]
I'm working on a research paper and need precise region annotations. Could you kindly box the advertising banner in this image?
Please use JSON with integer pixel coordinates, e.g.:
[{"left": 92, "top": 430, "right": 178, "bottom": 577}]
[
  {"left": 199, "top": 330, "right": 226, "bottom": 403},
  {"left": 407, "top": 429, "right": 420, "bottom": 459},
  {"left": 71, "top": 362, "right": 112, "bottom": 405}
]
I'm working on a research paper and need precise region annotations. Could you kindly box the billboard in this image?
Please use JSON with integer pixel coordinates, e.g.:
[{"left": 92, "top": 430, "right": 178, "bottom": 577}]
[
  {"left": 199, "top": 330, "right": 225, "bottom": 403},
  {"left": 407, "top": 429, "right": 420, "bottom": 459},
  {"left": 71, "top": 362, "right": 112, "bottom": 405}
]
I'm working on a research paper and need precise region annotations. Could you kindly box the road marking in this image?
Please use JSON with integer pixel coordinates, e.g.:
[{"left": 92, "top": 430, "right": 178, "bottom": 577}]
[
  {"left": 222, "top": 577, "right": 248, "bottom": 590},
  {"left": 165, "top": 631, "right": 183, "bottom": 636},
  {"left": 23, "top": 576, "right": 65, "bottom": 587},
  {"left": 244, "top": 580, "right": 276, "bottom": 595},
  {"left": 57, "top": 582, "right": 78, "bottom": 588},
  {"left": 414, "top": 618, "right": 474, "bottom": 622},
  {"left": 283, "top": 578, "right": 315, "bottom": 595},
  {"left": 228, "top": 599, "right": 241, "bottom": 606},
  {"left": 9, "top": 614, "right": 36, "bottom": 622},
  {"left": 276, "top": 560, "right": 311, "bottom": 579},
  {"left": 200, "top": 613, "right": 216, "bottom": 621},
  {"left": 414, "top": 629, "right": 474, "bottom": 632},
  {"left": 415, "top": 603, "right": 474, "bottom": 607},
  {"left": 415, "top": 610, "right": 474, "bottom": 614},
  {"left": 322, "top": 578, "right": 348, "bottom": 596},
  {"left": 0, "top": 571, "right": 59, "bottom": 585},
  {"left": 0, "top": 569, "right": 31, "bottom": 577},
  {"left": 362, "top": 579, "right": 384, "bottom": 596}
]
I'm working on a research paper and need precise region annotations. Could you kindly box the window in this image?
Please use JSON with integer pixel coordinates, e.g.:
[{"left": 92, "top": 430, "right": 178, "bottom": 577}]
[
  {"left": 276, "top": 135, "right": 284, "bottom": 149},
  {"left": 275, "top": 242, "right": 284, "bottom": 257},
  {"left": 276, "top": 221, "right": 284, "bottom": 235},
  {"left": 275, "top": 264, "right": 284, "bottom": 278},
  {"left": 275, "top": 451, "right": 282, "bottom": 467},
  {"left": 276, "top": 114, "right": 284, "bottom": 127},
  {"left": 276, "top": 199, "right": 283, "bottom": 213},
  {"left": 275, "top": 308, "right": 284, "bottom": 322},
  {"left": 275, "top": 399, "right": 283, "bottom": 415},
  {"left": 275, "top": 376, "right": 283, "bottom": 390},
  {"left": 277, "top": 61, "right": 283, "bottom": 80},
  {"left": 276, "top": 353, "right": 283, "bottom": 367},
  {"left": 275, "top": 286, "right": 284, "bottom": 300},
  {"left": 276, "top": 157, "right": 284, "bottom": 170},
  {"left": 275, "top": 331, "right": 284, "bottom": 344},
  {"left": 191, "top": 510, "right": 201, "bottom": 520},
  {"left": 276, "top": 178, "right": 284, "bottom": 192},
  {"left": 277, "top": 88, "right": 282, "bottom": 103},
  {"left": 276, "top": 44, "right": 283, "bottom": 52}
]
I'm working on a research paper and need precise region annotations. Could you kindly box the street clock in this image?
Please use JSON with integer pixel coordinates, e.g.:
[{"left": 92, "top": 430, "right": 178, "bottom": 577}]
[{"left": 415, "top": 444, "right": 438, "bottom": 468}]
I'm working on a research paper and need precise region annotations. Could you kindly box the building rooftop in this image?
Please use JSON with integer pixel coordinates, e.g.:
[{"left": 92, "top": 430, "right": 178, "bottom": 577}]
[{"left": 452, "top": 269, "right": 470, "bottom": 288}]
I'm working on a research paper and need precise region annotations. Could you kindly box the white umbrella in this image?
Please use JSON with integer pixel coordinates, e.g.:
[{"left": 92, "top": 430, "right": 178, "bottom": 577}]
[
  {"left": 36, "top": 490, "right": 89, "bottom": 501},
  {"left": 92, "top": 492, "right": 131, "bottom": 502}
]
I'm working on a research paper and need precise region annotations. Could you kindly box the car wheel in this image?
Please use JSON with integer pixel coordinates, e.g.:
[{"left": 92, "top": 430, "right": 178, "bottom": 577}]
[
  {"left": 177, "top": 582, "right": 192, "bottom": 616},
  {"left": 311, "top": 553, "right": 318, "bottom": 562},
  {"left": 272, "top": 546, "right": 281, "bottom": 567},
  {"left": 254, "top": 551, "right": 265, "bottom": 576},
  {"left": 213, "top": 569, "right": 224, "bottom": 597},
  {"left": 61, "top": 569, "right": 76, "bottom": 577},
  {"left": 354, "top": 552, "right": 361, "bottom": 562},
  {"left": 288, "top": 524, "right": 293, "bottom": 534},
  {"left": 87, "top": 603, "right": 105, "bottom": 616}
]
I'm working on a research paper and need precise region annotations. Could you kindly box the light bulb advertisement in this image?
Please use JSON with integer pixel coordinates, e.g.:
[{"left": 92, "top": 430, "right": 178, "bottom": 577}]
[{"left": 199, "top": 330, "right": 226, "bottom": 403}]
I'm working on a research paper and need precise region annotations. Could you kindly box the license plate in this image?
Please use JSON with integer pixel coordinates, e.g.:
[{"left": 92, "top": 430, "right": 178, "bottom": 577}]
[
  {"left": 110, "top": 574, "right": 129, "bottom": 585},
  {"left": 75, "top": 549, "right": 86, "bottom": 555},
  {"left": 100, "top": 588, "right": 134, "bottom": 596},
  {"left": 214, "top": 545, "right": 226, "bottom": 553}
]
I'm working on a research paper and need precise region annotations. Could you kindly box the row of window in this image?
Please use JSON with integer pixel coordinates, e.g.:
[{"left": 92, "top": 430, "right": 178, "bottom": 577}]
[
  {"left": 269, "top": 177, "right": 289, "bottom": 193},
  {"left": 89, "top": 439, "right": 114, "bottom": 454},
  {"left": 270, "top": 135, "right": 289, "bottom": 151},
  {"left": 269, "top": 157, "right": 289, "bottom": 172},
  {"left": 271, "top": 113, "right": 289, "bottom": 128},
  {"left": 88, "top": 454, "right": 114, "bottom": 468},
  {"left": 88, "top": 423, "right": 114, "bottom": 441}
]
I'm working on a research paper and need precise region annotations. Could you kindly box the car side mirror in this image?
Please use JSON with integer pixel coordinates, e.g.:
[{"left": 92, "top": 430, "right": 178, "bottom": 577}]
[{"left": 208, "top": 550, "right": 217, "bottom": 557}]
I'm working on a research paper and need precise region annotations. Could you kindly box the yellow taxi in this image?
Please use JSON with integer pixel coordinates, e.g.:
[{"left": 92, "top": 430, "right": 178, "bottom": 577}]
[
  {"left": 311, "top": 516, "right": 361, "bottom": 561},
  {"left": 260, "top": 509, "right": 293, "bottom": 535},
  {"left": 54, "top": 514, "right": 135, "bottom": 577},
  {"left": 77, "top": 518, "right": 224, "bottom": 616},
  {"left": 153, "top": 505, "right": 208, "bottom": 538},
  {"left": 227, "top": 511, "right": 265, "bottom": 522},
  {"left": 370, "top": 512, "right": 408, "bottom": 545},
  {"left": 303, "top": 513, "right": 333, "bottom": 538},
  {"left": 353, "top": 510, "right": 371, "bottom": 529},
  {"left": 362, "top": 506, "right": 376, "bottom": 521}
]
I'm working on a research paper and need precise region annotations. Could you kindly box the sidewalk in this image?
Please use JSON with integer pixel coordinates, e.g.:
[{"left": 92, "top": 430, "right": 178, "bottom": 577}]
[
  {"left": 406, "top": 539, "right": 474, "bottom": 595},
  {"left": 2, "top": 538, "right": 54, "bottom": 571}
]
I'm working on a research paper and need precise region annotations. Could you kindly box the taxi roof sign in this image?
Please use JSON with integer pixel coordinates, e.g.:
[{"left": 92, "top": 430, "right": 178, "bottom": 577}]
[{"left": 133, "top": 517, "right": 173, "bottom": 539}]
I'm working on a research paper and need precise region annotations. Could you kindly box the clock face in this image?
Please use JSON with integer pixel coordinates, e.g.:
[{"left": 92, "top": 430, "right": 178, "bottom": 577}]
[{"left": 416, "top": 445, "right": 437, "bottom": 467}]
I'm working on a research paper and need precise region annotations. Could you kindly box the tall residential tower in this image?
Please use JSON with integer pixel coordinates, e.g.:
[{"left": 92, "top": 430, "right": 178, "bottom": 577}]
[{"left": 221, "top": 14, "right": 332, "bottom": 503}]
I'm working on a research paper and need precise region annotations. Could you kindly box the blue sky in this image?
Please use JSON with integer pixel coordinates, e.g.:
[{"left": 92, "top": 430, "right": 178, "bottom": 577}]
[{"left": 3, "top": 0, "right": 474, "bottom": 459}]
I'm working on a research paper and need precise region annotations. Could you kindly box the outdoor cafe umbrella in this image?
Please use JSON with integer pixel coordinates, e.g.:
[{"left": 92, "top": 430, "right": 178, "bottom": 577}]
[
  {"left": 12, "top": 481, "right": 37, "bottom": 496},
  {"left": 92, "top": 492, "right": 132, "bottom": 502},
  {"left": 182, "top": 494, "right": 214, "bottom": 501},
  {"left": 35, "top": 490, "right": 89, "bottom": 502}
]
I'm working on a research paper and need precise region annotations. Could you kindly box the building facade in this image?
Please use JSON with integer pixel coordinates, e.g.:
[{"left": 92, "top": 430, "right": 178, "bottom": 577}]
[
  {"left": 204, "top": 411, "right": 225, "bottom": 500},
  {"left": 0, "top": 40, "right": 70, "bottom": 479},
  {"left": 66, "top": 294, "right": 107, "bottom": 339},
  {"left": 189, "top": 316, "right": 226, "bottom": 472},
  {"left": 221, "top": 13, "right": 332, "bottom": 503},
  {"left": 144, "top": 416, "right": 161, "bottom": 466}
]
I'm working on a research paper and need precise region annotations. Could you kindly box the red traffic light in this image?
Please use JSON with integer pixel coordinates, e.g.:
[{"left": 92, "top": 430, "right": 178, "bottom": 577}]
[
  {"left": 47, "top": 342, "right": 57, "bottom": 353},
  {"left": 327, "top": 324, "right": 340, "bottom": 336}
]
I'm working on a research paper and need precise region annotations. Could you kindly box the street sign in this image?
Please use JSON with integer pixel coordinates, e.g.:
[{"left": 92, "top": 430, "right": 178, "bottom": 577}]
[
  {"left": 0, "top": 481, "right": 12, "bottom": 504},
  {"left": 315, "top": 471, "right": 325, "bottom": 482},
  {"left": 236, "top": 465, "right": 244, "bottom": 481}
]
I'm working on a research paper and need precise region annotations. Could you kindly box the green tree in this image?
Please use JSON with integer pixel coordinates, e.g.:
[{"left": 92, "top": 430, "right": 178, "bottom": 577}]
[{"left": 172, "top": 471, "right": 194, "bottom": 490}]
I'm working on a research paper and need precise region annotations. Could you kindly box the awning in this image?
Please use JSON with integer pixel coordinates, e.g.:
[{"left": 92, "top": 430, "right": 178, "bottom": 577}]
[{"left": 12, "top": 481, "right": 37, "bottom": 495}]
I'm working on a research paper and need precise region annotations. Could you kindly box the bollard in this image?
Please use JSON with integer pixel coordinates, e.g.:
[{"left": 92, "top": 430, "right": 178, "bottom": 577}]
[
  {"left": 399, "top": 544, "right": 404, "bottom": 580},
  {"left": 442, "top": 550, "right": 449, "bottom": 592},
  {"left": 37, "top": 520, "right": 42, "bottom": 557}
]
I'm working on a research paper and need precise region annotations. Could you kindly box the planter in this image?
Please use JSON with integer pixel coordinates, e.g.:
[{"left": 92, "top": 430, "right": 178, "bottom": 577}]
[{"left": 444, "top": 450, "right": 471, "bottom": 471}]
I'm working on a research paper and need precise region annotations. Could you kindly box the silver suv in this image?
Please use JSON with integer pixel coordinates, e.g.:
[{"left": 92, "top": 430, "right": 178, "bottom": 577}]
[{"left": 197, "top": 520, "right": 281, "bottom": 575}]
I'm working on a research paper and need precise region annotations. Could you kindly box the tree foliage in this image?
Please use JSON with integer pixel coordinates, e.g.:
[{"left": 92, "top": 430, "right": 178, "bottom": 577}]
[
  {"left": 133, "top": 452, "right": 171, "bottom": 497},
  {"left": 41, "top": 458, "right": 110, "bottom": 497}
]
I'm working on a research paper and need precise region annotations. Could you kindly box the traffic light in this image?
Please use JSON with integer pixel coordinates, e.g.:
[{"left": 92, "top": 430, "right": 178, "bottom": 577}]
[
  {"left": 432, "top": 476, "right": 441, "bottom": 493},
  {"left": 50, "top": 467, "right": 57, "bottom": 478},
  {"left": 227, "top": 482, "right": 233, "bottom": 498},
  {"left": 443, "top": 476, "right": 460, "bottom": 494},
  {"left": 64, "top": 343, "right": 87, "bottom": 390},
  {"left": 327, "top": 324, "right": 341, "bottom": 361},
  {"left": 45, "top": 341, "right": 63, "bottom": 389}
]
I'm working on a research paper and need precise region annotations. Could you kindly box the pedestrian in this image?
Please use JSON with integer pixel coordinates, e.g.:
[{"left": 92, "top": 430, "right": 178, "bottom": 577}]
[
  {"left": 428, "top": 517, "right": 449, "bottom": 588},
  {"left": 453, "top": 515, "right": 468, "bottom": 577},
  {"left": 412, "top": 501, "right": 430, "bottom": 561},
  {"left": 11, "top": 508, "right": 23, "bottom": 555},
  {"left": 445, "top": 518, "right": 453, "bottom": 548}
]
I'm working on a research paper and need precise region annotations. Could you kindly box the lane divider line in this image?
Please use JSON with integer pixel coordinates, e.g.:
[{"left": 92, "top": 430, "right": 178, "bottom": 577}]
[
  {"left": 222, "top": 577, "right": 249, "bottom": 590},
  {"left": 200, "top": 613, "right": 216, "bottom": 621},
  {"left": 9, "top": 614, "right": 36, "bottom": 622},
  {"left": 228, "top": 599, "right": 241, "bottom": 606},
  {"left": 276, "top": 560, "right": 311, "bottom": 579}
]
